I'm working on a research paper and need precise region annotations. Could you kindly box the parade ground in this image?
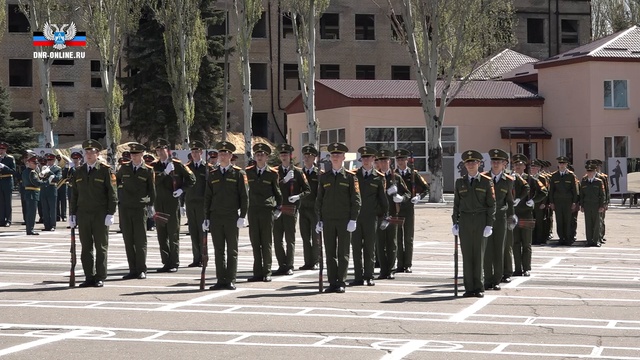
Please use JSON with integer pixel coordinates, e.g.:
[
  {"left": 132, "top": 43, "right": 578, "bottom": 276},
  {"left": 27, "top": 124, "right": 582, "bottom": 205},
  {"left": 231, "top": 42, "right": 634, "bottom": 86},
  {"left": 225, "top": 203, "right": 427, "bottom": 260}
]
[{"left": 1, "top": 193, "right": 640, "bottom": 359}]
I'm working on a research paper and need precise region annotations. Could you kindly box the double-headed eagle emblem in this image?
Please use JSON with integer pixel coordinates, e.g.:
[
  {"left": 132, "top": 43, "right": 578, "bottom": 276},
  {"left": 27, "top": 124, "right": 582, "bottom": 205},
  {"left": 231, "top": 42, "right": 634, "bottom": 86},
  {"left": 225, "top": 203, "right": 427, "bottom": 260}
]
[{"left": 43, "top": 22, "right": 77, "bottom": 50}]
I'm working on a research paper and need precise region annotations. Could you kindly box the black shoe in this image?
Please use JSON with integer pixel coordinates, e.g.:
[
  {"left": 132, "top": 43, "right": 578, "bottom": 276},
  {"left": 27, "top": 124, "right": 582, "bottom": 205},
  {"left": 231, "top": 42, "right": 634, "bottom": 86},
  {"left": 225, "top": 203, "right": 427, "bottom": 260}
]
[
  {"left": 210, "top": 283, "right": 224, "bottom": 290},
  {"left": 168, "top": 267, "right": 178, "bottom": 273},
  {"left": 492, "top": 285, "right": 501, "bottom": 290},
  {"left": 138, "top": 272, "right": 146, "bottom": 279},
  {"left": 462, "top": 291, "right": 474, "bottom": 297},
  {"left": 324, "top": 286, "right": 337, "bottom": 293},
  {"left": 225, "top": 283, "right": 236, "bottom": 290},
  {"left": 273, "top": 267, "right": 287, "bottom": 275},
  {"left": 484, "top": 284, "right": 492, "bottom": 290},
  {"left": 4, "top": 221, "right": 11, "bottom": 227},
  {"left": 299, "top": 264, "right": 312, "bottom": 270},
  {"left": 501, "top": 276, "right": 512, "bottom": 283},
  {"left": 377, "top": 274, "right": 387, "bottom": 280},
  {"left": 513, "top": 272, "right": 523, "bottom": 277},
  {"left": 78, "top": 280, "right": 95, "bottom": 287},
  {"left": 601, "top": 238, "right": 607, "bottom": 243},
  {"left": 336, "top": 286, "right": 345, "bottom": 293},
  {"left": 263, "top": 276, "right": 272, "bottom": 282},
  {"left": 247, "top": 276, "right": 262, "bottom": 282},
  {"left": 94, "top": 280, "right": 104, "bottom": 287},
  {"left": 61, "top": 217, "right": 67, "bottom": 222},
  {"left": 366, "top": 279, "right": 375, "bottom": 286},
  {"left": 285, "top": 269, "right": 294, "bottom": 275},
  {"left": 187, "top": 262, "right": 202, "bottom": 267},
  {"left": 311, "top": 264, "right": 319, "bottom": 270},
  {"left": 156, "top": 266, "right": 170, "bottom": 273},
  {"left": 475, "top": 291, "right": 484, "bottom": 298},
  {"left": 387, "top": 274, "right": 395, "bottom": 280},
  {"left": 122, "top": 273, "right": 137, "bottom": 280},
  {"left": 523, "top": 271, "right": 530, "bottom": 277},
  {"left": 404, "top": 267, "right": 412, "bottom": 273},
  {"left": 27, "top": 232, "right": 39, "bottom": 236},
  {"left": 349, "top": 279, "right": 364, "bottom": 286}
]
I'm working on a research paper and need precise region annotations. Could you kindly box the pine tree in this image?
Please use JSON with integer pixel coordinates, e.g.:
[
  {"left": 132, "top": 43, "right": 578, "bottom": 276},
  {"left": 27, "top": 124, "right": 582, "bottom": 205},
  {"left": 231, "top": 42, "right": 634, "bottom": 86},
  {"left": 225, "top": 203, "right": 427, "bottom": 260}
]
[{"left": 0, "top": 81, "right": 38, "bottom": 157}]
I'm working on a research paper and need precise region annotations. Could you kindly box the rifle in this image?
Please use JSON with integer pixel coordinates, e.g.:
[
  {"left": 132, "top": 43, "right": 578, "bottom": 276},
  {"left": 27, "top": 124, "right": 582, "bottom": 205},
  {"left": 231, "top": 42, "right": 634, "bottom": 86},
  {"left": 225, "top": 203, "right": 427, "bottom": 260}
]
[
  {"left": 454, "top": 234, "right": 459, "bottom": 297},
  {"left": 200, "top": 144, "right": 210, "bottom": 290},
  {"left": 70, "top": 226, "right": 76, "bottom": 287}
]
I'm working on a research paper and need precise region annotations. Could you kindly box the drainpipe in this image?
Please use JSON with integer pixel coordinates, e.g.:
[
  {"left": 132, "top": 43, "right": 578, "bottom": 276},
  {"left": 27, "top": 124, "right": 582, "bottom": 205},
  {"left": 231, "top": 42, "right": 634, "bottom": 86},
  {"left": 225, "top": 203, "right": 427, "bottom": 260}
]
[
  {"left": 556, "top": 0, "right": 560, "bottom": 55},
  {"left": 548, "top": 0, "right": 552, "bottom": 57}
]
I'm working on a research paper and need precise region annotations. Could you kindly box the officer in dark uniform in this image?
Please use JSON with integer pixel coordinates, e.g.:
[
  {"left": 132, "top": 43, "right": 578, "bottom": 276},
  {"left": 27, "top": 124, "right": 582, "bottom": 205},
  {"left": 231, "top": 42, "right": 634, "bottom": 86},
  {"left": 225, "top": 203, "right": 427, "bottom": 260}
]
[
  {"left": 540, "top": 160, "right": 555, "bottom": 242},
  {"left": 580, "top": 161, "right": 606, "bottom": 247},
  {"left": 549, "top": 156, "right": 579, "bottom": 245},
  {"left": 70, "top": 140, "right": 118, "bottom": 287},
  {"left": 298, "top": 144, "right": 321, "bottom": 270},
  {"left": 394, "top": 148, "right": 429, "bottom": 273},
  {"left": 203, "top": 141, "right": 249, "bottom": 290},
  {"left": 116, "top": 143, "right": 156, "bottom": 279},
  {"left": 452, "top": 150, "right": 496, "bottom": 298},
  {"left": 273, "top": 143, "right": 310, "bottom": 275},
  {"left": 22, "top": 154, "right": 46, "bottom": 235},
  {"left": 530, "top": 159, "right": 550, "bottom": 245},
  {"left": 503, "top": 157, "right": 530, "bottom": 282},
  {"left": 591, "top": 159, "right": 609, "bottom": 243},
  {"left": 246, "top": 143, "right": 282, "bottom": 282},
  {"left": 316, "top": 142, "right": 361, "bottom": 293},
  {"left": 184, "top": 140, "right": 212, "bottom": 267},
  {"left": 350, "top": 146, "right": 387, "bottom": 286},
  {"left": 0, "top": 141, "right": 17, "bottom": 226},
  {"left": 40, "top": 153, "right": 62, "bottom": 231}
]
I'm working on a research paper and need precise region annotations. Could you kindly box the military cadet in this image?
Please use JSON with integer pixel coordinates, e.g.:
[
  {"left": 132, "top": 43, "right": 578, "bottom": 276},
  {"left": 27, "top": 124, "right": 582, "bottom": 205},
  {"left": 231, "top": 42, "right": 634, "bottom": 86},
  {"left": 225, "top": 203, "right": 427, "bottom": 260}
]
[
  {"left": 0, "top": 141, "right": 16, "bottom": 226},
  {"left": 503, "top": 157, "right": 530, "bottom": 283},
  {"left": 549, "top": 156, "right": 579, "bottom": 245},
  {"left": 530, "top": 160, "right": 550, "bottom": 245},
  {"left": 315, "top": 142, "right": 361, "bottom": 293},
  {"left": 203, "top": 141, "right": 248, "bottom": 290},
  {"left": 40, "top": 153, "right": 62, "bottom": 231},
  {"left": 143, "top": 154, "right": 157, "bottom": 231},
  {"left": 376, "top": 149, "right": 409, "bottom": 280},
  {"left": 152, "top": 139, "right": 196, "bottom": 273},
  {"left": 18, "top": 152, "right": 30, "bottom": 226},
  {"left": 298, "top": 144, "right": 321, "bottom": 270},
  {"left": 69, "top": 140, "right": 118, "bottom": 287},
  {"left": 66, "top": 152, "right": 83, "bottom": 228},
  {"left": 540, "top": 160, "right": 555, "bottom": 242},
  {"left": 207, "top": 150, "right": 218, "bottom": 166},
  {"left": 452, "top": 150, "right": 496, "bottom": 298},
  {"left": 57, "top": 156, "right": 71, "bottom": 222},
  {"left": 22, "top": 154, "right": 46, "bottom": 235},
  {"left": 395, "top": 148, "right": 429, "bottom": 273},
  {"left": 580, "top": 161, "right": 606, "bottom": 247},
  {"left": 273, "top": 143, "right": 310, "bottom": 275},
  {"left": 116, "top": 143, "right": 155, "bottom": 280},
  {"left": 183, "top": 141, "right": 212, "bottom": 267},
  {"left": 246, "top": 143, "right": 282, "bottom": 282},
  {"left": 591, "top": 159, "right": 609, "bottom": 243},
  {"left": 350, "top": 146, "right": 387, "bottom": 286},
  {"left": 482, "top": 149, "right": 515, "bottom": 291}
]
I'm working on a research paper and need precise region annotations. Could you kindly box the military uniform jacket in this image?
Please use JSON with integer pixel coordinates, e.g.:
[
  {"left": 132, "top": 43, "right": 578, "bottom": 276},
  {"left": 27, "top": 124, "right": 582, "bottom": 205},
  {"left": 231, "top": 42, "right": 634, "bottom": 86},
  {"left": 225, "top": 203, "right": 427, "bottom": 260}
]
[
  {"left": 116, "top": 162, "right": 156, "bottom": 209},
  {"left": 383, "top": 170, "right": 410, "bottom": 216},
  {"left": 596, "top": 172, "right": 610, "bottom": 204},
  {"left": 356, "top": 167, "right": 388, "bottom": 217},
  {"left": 70, "top": 163, "right": 118, "bottom": 215},
  {"left": 58, "top": 166, "right": 71, "bottom": 189},
  {"left": 278, "top": 165, "right": 311, "bottom": 208},
  {"left": 396, "top": 167, "right": 429, "bottom": 208},
  {"left": 514, "top": 173, "right": 548, "bottom": 216},
  {"left": 483, "top": 171, "right": 515, "bottom": 217},
  {"left": 300, "top": 166, "right": 321, "bottom": 210},
  {"left": 185, "top": 161, "right": 213, "bottom": 203},
  {"left": 41, "top": 164, "right": 62, "bottom": 191},
  {"left": 153, "top": 158, "right": 196, "bottom": 202},
  {"left": 549, "top": 170, "right": 579, "bottom": 204},
  {"left": 579, "top": 177, "right": 605, "bottom": 208},
  {"left": 316, "top": 167, "right": 361, "bottom": 222},
  {"left": 452, "top": 173, "right": 496, "bottom": 226},
  {"left": 204, "top": 165, "right": 249, "bottom": 218},
  {"left": 22, "top": 168, "right": 45, "bottom": 201},
  {"left": 0, "top": 154, "right": 16, "bottom": 183},
  {"left": 246, "top": 165, "right": 282, "bottom": 209}
]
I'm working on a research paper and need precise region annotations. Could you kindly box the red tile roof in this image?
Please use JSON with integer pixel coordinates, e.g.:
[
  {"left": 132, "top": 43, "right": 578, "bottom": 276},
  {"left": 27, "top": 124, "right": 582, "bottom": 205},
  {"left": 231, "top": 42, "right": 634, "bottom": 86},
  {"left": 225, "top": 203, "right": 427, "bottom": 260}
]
[{"left": 469, "top": 49, "right": 539, "bottom": 80}]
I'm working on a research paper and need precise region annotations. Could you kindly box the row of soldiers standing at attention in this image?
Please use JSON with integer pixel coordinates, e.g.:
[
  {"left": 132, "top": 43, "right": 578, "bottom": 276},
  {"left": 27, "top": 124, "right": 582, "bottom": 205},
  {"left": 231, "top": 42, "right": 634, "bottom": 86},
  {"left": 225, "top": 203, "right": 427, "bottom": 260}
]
[{"left": 452, "top": 149, "right": 609, "bottom": 298}]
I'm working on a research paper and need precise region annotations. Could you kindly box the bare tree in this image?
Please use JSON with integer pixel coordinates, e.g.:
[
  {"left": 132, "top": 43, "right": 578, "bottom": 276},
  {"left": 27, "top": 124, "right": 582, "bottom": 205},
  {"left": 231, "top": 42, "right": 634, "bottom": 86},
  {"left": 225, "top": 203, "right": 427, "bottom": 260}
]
[
  {"left": 0, "top": 0, "right": 6, "bottom": 42},
  {"left": 592, "top": 0, "right": 639, "bottom": 39}
]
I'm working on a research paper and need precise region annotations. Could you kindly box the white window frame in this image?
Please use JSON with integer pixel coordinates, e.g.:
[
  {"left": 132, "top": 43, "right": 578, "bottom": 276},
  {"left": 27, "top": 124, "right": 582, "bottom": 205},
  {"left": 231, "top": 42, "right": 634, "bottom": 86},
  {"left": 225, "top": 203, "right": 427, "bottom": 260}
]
[
  {"left": 604, "top": 136, "right": 628, "bottom": 158},
  {"left": 559, "top": 138, "right": 573, "bottom": 163},
  {"left": 604, "top": 80, "right": 628, "bottom": 109},
  {"left": 301, "top": 128, "right": 346, "bottom": 149}
]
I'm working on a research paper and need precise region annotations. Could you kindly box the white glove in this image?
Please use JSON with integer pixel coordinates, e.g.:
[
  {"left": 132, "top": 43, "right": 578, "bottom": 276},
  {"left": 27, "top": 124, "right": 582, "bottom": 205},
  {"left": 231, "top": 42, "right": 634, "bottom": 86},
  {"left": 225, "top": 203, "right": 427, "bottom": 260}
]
[
  {"left": 202, "top": 219, "right": 210, "bottom": 232},
  {"left": 164, "top": 162, "right": 174, "bottom": 175},
  {"left": 283, "top": 170, "right": 294, "bottom": 182},
  {"left": 386, "top": 184, "right": 398, "bottom": 195},
  {"left": 147, "top": 206, "right": 155, "bottom": 219},
  {"left": 380, "top": 218, "right": 390, "bottom": 230},
  {"left": 180, "top": 206, "right": 186, "bottom": 216},
  {"left": 347, "top": 220, "right": 357, "bottom": 232},
  {"left": 393, "top": 194, "right": 403, "bottom": 203},
  {"left": 508, "top": 215, "right": 518, "bottom": 230},
  {"left": 104, "top": 214, "right": 114, "bottom": 226},
  {"left": 452, "top": 224, "right": 459, "bottom": 236},
  {"left": 411, "top": 195, "right": 421, "bottom": 204},
  {"left": 513, "top": 198, "right": 521, "bottom": 207},
  {"left": 288, "top": 195, "right": 300, "bottom": 203},
  {"left": 483, "top": 226, "right": 493, "bottom": 237},
  {"left": 0, "top": 163, "right": 5, "bottom": 169},
  {"left": 68, "top": 215, "right": 77, "bottom": 228},
  {"left": 273, "top": 209, "right": 282, "bottom": 220},
  {"left": 315, "top": 221, "right": 323, "bottom": 233},
  {"left": 237, "top": 217, "right": 248, "bottom": 228},
  {"left": 141, "top": 196, "right": 151, "bottom": 204},
  {"left": 40, "top": 165, "right": 50, "bottom": 174},
  {"left": 48, "top": 174, "right": 55, "bottom": 183},
  {"left": 526, "top": 199, "right": 534, "bottom": 207},
  {"left": 172, "top": 188, "right": 183, "bottom": 198}
]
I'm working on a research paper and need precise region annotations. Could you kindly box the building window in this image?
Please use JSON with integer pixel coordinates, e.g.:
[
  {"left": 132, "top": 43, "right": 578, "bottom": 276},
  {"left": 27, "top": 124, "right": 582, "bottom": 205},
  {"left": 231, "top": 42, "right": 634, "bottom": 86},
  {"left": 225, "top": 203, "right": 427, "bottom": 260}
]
[
  {"left": 252, "top": 11, "right": 267, "bottom": 38},
  {"left": 282, "top": 14, "right": 293, "bottom": 38},
  {"left": 90, "top": 112, "right": 107, "bottom": 140},
  {"left": 560, "top": 19, "right": 579, "bottom": 44},
  {"left": 10, "top": 112, "right": 33, "bottom": 127},
  {"left": 559, "top": 138, "right": 573, "bottom": 164},
  {"left": 441, "top": 127, "right": 457, "bottom": 157},
  {"left": 283, "top": 63, "right": 299, "bottom": 90},
  {"left": 52, "top": 81, "right": 74, "bottom": 87},
  {"left": 517, "top": 142, "right": 537, "bottom": 161},
  {"left": 52, "top": 60, "right": 74, "bottom": 66},
  {"left": 355, "top": 14, "right": 375, "bottom": 40},
  {"left": 58, "top": 112, "right": 74, "bottom": 118},
  {"left": 320, "top": 64, "right": 340, "bottom": 79},
  {"left": 391, "top": 15, "right": 404, "bottom": 41},
  {"left": 91, "top": 60, "right": 101, "bottom": 72},
  {"left": 250, "top": 63, "right": 268, "bottom": 90},
  {"left": 364, "top": 127, "right": 428, "bottom": 171},
  {"left": 604, "top": 136, "right": 628, "bottom": 158},
  {"left": 527, "top": 18, "right": 544, "bottom": 44},
  {"left": 252, "top": 112, "right": 268, "bottom": 138},
  {"left": 208, "top": 12, "right": 227, "bottom": 36},
  {"left": 356, "top": 65, "right": 375, "bottom": 80},
  {"left": 90, "top": 60, "right": 103, "bottom": 88},
  {"left": 604, "top": 80, "right": 628, "bottom": 108},
  {"left": 391, "top": 65, "right": 411, "bottom": 80},
  {"left": 9, "top": 59, "right": 32, "bottom": 87},
  {"left": 320, "top": 13, "right": 339, "bottom": 40},
  {"left": 301, "top": 128, "right": 346, "bottom": 149},
  {"left": 8, "top": 4, "right": 30, "bottom": 33}
]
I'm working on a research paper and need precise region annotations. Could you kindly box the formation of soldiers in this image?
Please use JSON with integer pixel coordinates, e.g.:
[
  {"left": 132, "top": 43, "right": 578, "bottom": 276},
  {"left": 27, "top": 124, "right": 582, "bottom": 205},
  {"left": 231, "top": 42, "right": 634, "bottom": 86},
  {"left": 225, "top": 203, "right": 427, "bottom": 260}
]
[{"left": 0, "top": 140, "right": 609, "bottom": 295}]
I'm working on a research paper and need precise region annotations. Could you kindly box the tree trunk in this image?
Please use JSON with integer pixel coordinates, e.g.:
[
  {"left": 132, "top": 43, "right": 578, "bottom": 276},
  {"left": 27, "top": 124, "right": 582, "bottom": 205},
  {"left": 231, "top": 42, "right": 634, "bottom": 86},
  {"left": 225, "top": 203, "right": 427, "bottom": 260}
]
[
  {"left": 36, "top": 59, "right": 54, "bottom": 147},
  {"left": 241, "top": 50, "right": 253, "bottom": 160},
  {"left": 306, "top": 2, "right": 318, "bottom": 147}
]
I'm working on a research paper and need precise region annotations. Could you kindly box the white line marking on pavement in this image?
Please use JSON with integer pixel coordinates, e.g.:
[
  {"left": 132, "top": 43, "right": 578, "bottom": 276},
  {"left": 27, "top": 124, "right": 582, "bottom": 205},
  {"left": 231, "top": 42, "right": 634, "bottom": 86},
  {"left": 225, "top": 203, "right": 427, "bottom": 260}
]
[
  {"left": 0, "top": 329, "right": 91, "bottom": 357},
  {"left": 490, "top": 343, "right": 510, "bottom": 353},
  {"left": 378, "top": 340, "right": 427, "bottom": 360},
  {"left": 153, "top": 290, "right": 243, "bottom": 311},
  {"left": 541, "top": 257, "right": 565, "bottom": 268},
  {"left": 449, "top": 295, "right": 496, "bottom": 322},
  {"left": 501, "top": 276, "right": 530, "bottom": 288}
]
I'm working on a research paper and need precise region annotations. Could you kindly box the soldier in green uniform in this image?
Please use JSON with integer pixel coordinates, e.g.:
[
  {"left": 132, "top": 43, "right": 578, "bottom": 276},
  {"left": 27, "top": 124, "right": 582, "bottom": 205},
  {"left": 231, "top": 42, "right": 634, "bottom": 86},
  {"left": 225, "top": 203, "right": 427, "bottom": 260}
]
[
  {"left": 540, "top": 160, "right": 555, "bottom": 243},
  {"left": 152, "top": 139, "right": 196, "bottom": 273},
  {"left": 184, "top": 140, "right": 213, "bottom": 267},
  {"left": 57, "top": 156, "right": 70, "bottom": 222},
  {"left": 549, "top": 156, "right": 579, "bottom": 245},
  {"left": 70, "top": 140, "right": 118, "bottom": 287},
  {"left": 530, "top": 160, "right": 550, "bottom": 245},
  {"left": 512, "top": 154, "right": 547, "bottom": 276},
  {"left": 22, "top": 154, "right": 46, "bottom": 235},
  {"left": 502, "top": 154, "right": 529, "bottom": 283},
  {"left": 315, "top": 142, "right": 361, "bottom": 293},
  {"left": 0, "top": 141, "right": 17, "bottom": 227},
  {"left": 394, "top": 148, "right": 429, "bottom": 273},
  {"left": 246, "top": 143, "right": 282, "bottom": 282},
  {"left": 116, "top": 143, "right": 155, "bottom": 280},
  {"left": 591, "top": 159, "right": 609, "bottom": 243},
  {"left": 482, "top": 149, "right": 515, "bottom": 291},
  {"left": 452, "top": 150, "right": 496, "bottom": 298},
  {"left": 350, "top": 146, "right": 387, "bottom": 286},
  {"left": 273, "top": 144, "right": 310, "bottom": 275},
  {"left": 298, "top": 144, "right": 321, "bottom": 270},
  {"left": 580, "top": 161, "right": 606, "bottom": 247},
  {"left": 40, "top": 153, "right": 62, "bottom": 231},
  {"left": 203, "top": 141, "right": 249, "bottom": 290}
]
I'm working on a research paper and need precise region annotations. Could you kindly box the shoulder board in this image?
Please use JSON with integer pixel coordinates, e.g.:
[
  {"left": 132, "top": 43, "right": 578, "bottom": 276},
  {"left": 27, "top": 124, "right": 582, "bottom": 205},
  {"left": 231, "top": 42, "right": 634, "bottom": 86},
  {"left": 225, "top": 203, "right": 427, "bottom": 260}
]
[
  {"left": 567, "top": 170, "right": 575, "bottom": 174},
  {"left": 550, "top": 170, "right": 558, "bottom": 175},
  {"left": 232, "top": 165, "right": 242, "bottom": 170},
  {"left": 482, "top": 171, "right": 491, "bottom": 176},
  {"left": 479, "top": 173, "right": 492, "bottom": 180},
  {"left": 6, "top": 154, "right": 14, "bottom": 159},
  {"left": 245, "top": 165, "right": 255, "bottom": 170},
  {"left": 268, "top": 166, "right": 278, "bottom": 172},
  {"left": 504, "top": 174, "right": 514, "bottom": 181},
  {"left": 102, "top": 163, "right": 111, "bottom": 168},
  {"left": 375, "top": 170, "right": 385, "bottom": 176},
  {"left": 144, "top": 164, "right": 154, "bottom": 169},
  {"left": 318, "top": 169, "right": 325, "bottom": 174},
  {"left": 582, "top": 174, "right": 588, "bottom": 178},
  {"left": 185, "top": 161, "right": 192, "bottom": 166},
  {"left": 346, "top": 169, "right": 356, "bottom": 175},
  {"left": 294, "top": 165, "right": 302, "bottom": 171},
  {"left": 170, "top": 158, "right": 182, "bottom": 163}
]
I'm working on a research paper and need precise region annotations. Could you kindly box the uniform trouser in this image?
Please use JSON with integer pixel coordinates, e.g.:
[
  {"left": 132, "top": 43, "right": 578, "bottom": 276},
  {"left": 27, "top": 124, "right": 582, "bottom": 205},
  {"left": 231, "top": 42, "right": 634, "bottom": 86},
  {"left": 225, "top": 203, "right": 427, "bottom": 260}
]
[
  {"left": 600, "top": 210, "right": 606, "bottom": 240},
  {"left": 274, "top": 213, "right": 297, "bottom": 270},
  {"left": 377, "top": 223, "right": 398, "bottom": 277},
  {"left": 248, "top": 207, "right": 274, "bottom": 277},
  {"left": 25, "top": 197, "right": 37, "bottom": 234},
  {"left": 503, "top": 223, "right": 514, "bottom": 277},
  {"left": 351, "top": 213, "right": 377, "bottom": 281},
  {"left": 57, "top": 185, "right": 67, "bottom": 219},
  {"left": 532, "top": 207, "right": 546, "bottom": 244},
  {"left": 584, "top": 206, "right": 601, "bottom": 245},
  {"left": 299, "top": 207, "right": 318, "bottom": 267},
  {"left": 397, "top": 207, "right": 415, "bottom": 270},
  {"left": 120, "top": 207, "right": 147, "bottom": 274},
  {"left": 485, "top": 213, "right": 506, "bottom": 286},
  {"left": 42, "top": 188, "right": 57, "bottom": 229},
  {"left": 513, "top": 214, "right": 533, "bottom": 273},
  {"left": 186, "top": 200, "right": 205, "bottom": 263},
  {"left": 571, "top": 209, "right": 578, "bottom": 239},
  {"left": 77, "top": 210, "right": 109, "bottom": 282},
  {"left": 20, "top": 188, "right": 27, "bottom": 223},
  {"left": 545, "top": 208, "right": 554, "bottom": 239},
  {"left": 459, "top": 212, "right": 487, "bottom": 293},
  {"left": 554, "top": 200, "right": 573, "bottom": 243},
  {"left": 211, "top": 215, "right": 238, "bottom": 285},
  {"left": 155, "top": 201, "right": 180, "bottom": 267},
  {"left": 0, "top": 180, "right": 11, "bottom": 224},
  {"left": 322, "top": 218, "right": 351, "bottom": 288}
]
